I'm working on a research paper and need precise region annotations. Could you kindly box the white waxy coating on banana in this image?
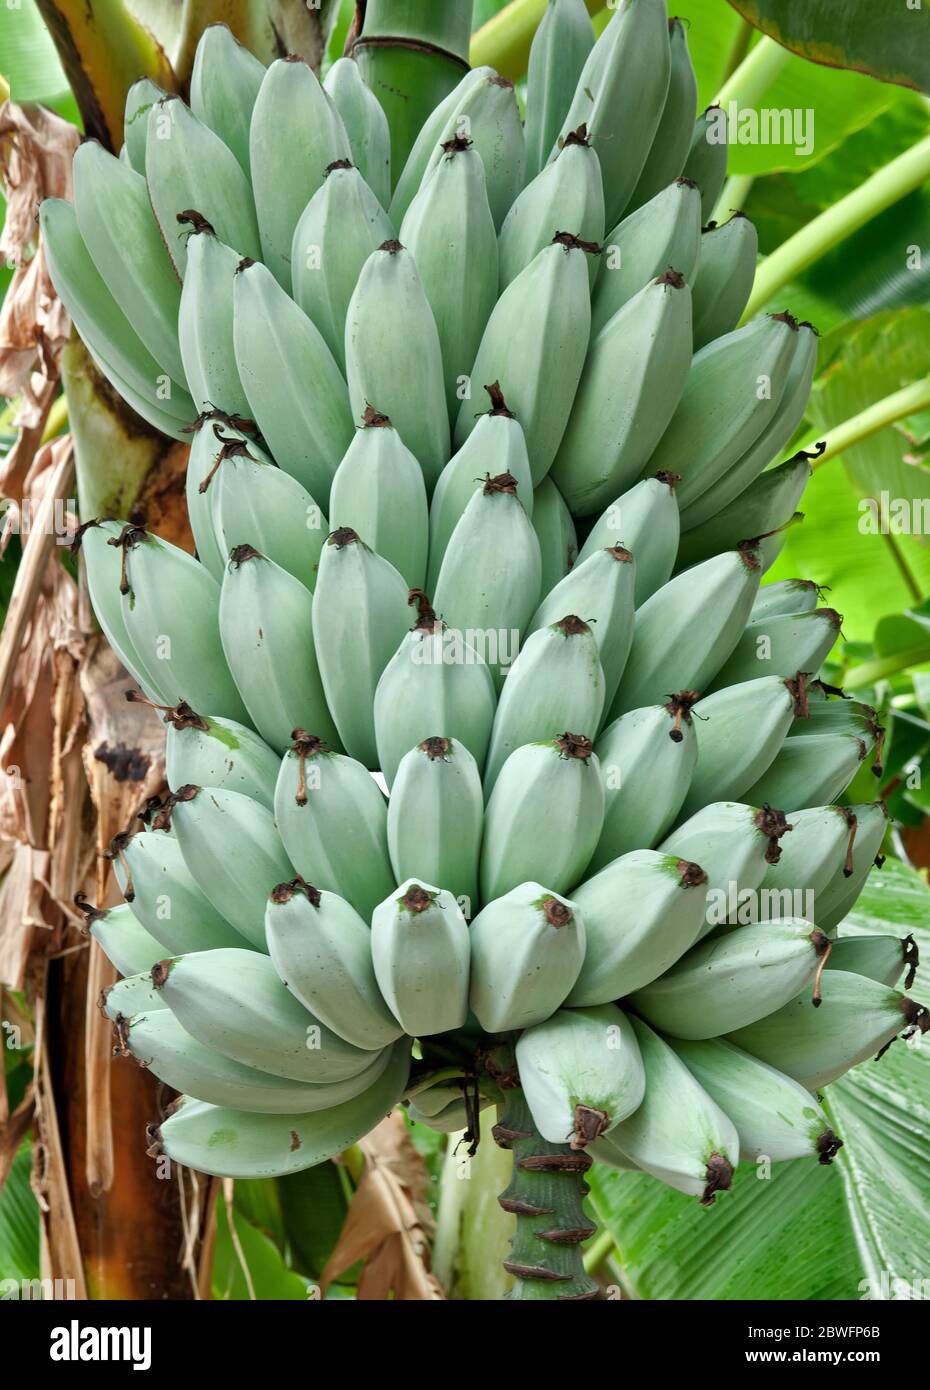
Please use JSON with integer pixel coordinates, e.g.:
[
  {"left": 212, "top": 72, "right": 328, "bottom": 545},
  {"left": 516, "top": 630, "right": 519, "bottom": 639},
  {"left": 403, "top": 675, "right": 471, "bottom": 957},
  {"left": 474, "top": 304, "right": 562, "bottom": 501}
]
[
  {"left": 532, "top": 476, "right": 578, "bottom": 598},
  {"left": 323, "top": 58, "right": 392, "bottom": 210},
  {"left": 210, "top": 443, "right": 327, "bottom": 594},
  {"left": 370, "top": 882, "right": 471, "bottom": 1038},
  {"left": 386, "top": 737, "right": 483, "bottom": 913},
  {"left": 87, "top": 902, "right": 167, "bottom": 979},
  {"left": 577, "top": 474, "right": 680, "bottom": 606},
  {"left": 591, "top": 177, "right": 702, "bottom": 337},
  {"left": 178, "top": 224, "right": 251, "bottom": 419},
  {"left": 623, "top": 16, "right": 698, "bottom": 213},
  {"left": 499, "top": 129, "right": 605, "bottom": 291},
  {"left": 190, "top": 23, "right": 265, "bottom": 178},
  {"left": 469, "top": 882, "right": 585, "bottom": 1033},
  {"left": 522, "top": 0, "right": 595, "bottom": 185}
]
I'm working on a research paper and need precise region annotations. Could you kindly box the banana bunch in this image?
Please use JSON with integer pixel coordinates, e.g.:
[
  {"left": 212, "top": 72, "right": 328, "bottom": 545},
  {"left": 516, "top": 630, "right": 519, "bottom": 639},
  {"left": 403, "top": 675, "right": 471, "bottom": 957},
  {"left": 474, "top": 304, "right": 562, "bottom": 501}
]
[{"left": 50, "top": 8, "right": 925, "bottom": 1282}]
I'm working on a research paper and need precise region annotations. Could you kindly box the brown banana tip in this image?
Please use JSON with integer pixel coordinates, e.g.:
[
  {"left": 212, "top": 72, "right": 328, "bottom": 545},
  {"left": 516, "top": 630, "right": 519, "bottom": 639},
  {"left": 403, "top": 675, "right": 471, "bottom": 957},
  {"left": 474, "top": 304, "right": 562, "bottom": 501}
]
[{"left": 701, "top": 1153, "right": 733, "bottom": 1206}]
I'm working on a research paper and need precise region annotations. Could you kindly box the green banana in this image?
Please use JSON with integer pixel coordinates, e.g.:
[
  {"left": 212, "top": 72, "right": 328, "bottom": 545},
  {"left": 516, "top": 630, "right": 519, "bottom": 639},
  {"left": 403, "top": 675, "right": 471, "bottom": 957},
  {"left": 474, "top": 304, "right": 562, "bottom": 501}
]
[
  {"left": 631, "top": 918, "right": 831, "bottom": 1039},
  {"left": 249, "top": 56, "right": 352, "bottom": 291},
  {"left": 815, "top": 802, "right": 888, "bottom": 933},
  {"left": 827, "top": 931, "right": 917, "bottom": 990},
  {"left": 791, "top": 688, "right": 882, "bottom": 747},
  {"left": 469, "top": 882, "right": 586, "bottom": 1033},
  {"left": 233, "top": 257, "right": 355, "bottom": 502},
  {"left": 691, "top": 214, "right": 758, "bottom": 350},
  {"left": 751, "top": 578, "right": 821, "bottom": 623},
  {"left": 311, "top": 529, "right": 412, "bottom": 767},
  {"left": 152, "top": 948, "right": 379, "bottom": 1082},
  {"left": 345, "top": 241, "right": 450, "bottom": 489},
  {"left": 550, "top": 0, "right": 672, "bottom": 228},
  {"left": 120, "top": 1008, "right": 393, "bottom": 1114},
  {"left": 399, "top": 136, "right": 499, "bottom": 418},
  {"left": 370, "top": 882, "right": 471, "bottom": 1037},
  {"left": 388, "top": 66, "right": 491, "bottom": 226},
  {"left": 758, "top": 805, "right": 860, "bottom": 918},
  {"left": 608, "top": 547, "right": 762, "bottom": 719},
  {"left": 72, "top": 141, "right": 184, "bottom": 385},
  {"left": 152, "top": 1041, "right": 410, "bottom": 1178},
  {"left": 76, "top": 521, "right": 168, "bottom": 703},
  {"left": 623, "top": 16, "right": 699, "bottom": 214},
  {"left": 102, "top": 971, "right": 167, "bottom": 1023},
  {"left": 675, "top": 451, "right": 812, "bottom": 572},
  {"left": 591, "top": 178, "right": 702, "bottom": 338},
  {"left": 727, "top": 970, "right": 929, "bottom": 1090},
  {"left": 183, "top": 417, "right": 255, "bottom": 582},
  {"left": 453, "top": 234, "right": 595, "bottom": 485},
  {"left": 264, "top": 878, "right": 403, "bottom": 1049},
  {"left": 218, "top": 546, "right": 338, "bottom": 755},
  {"left": 323, "top": 57, "right": 392, "bottom": 210},
  {"left": 516, "top": 1004, "right": 645, "bottom": 1148},
  {"left": 432, "top": 474, "right": 542, "bottom": 690},
  {"left": 123, "top": 77, "right": 164, "bottom": 174},
  {"left": 499, "top": 128, "right": 605, "bottom": 291},
  {"left": 83, "top": 900, "right": 166, "bottom": 978},
  {"left": 566, "top": 850, "right": 709, "bottom": 1005},
  {"left": 165, "top": 785, "right": 294, "bottom": 951},
  {"left": 551, "top": 270, "right": 693, "bottom": 516},
  {"left": 291, "top": 161, "right": 394, "bottom": 373},
  {"left": 145, "top": 95, "right": 260, "bottom": 277},
  {"left": 669, "top": 1037, "right": 841, "bottom": 1164},
  {"left": 386, "top": 737, "right": 483, "bottom": 913},
  {"left": 592, "top": 1015, "right": 738, "bottom": 1203},
  {"left": 678, "top": 673, "right": 808, "bottom": 817},
  {"left": 189, "top": 23, "right": 265, "bottom": 177},
  {"left": 480, "top": 734, "right": 605, "bottom": 901},
  {"left": 177, "top": 220, "right": 250, "bottom": 418},
  {"left": 427, "top": 385, "right": 533, "bottom": 593},
  {"left": 274, "top": 735, "right": 395, "bottom": 922},
  {"left": 532, "top": 477, "right": 577, "bottom": 597},
  {"left": 374, "top": 594, "right": 497, "bottom": 787},
  {"left": 681, "top": 106, "right": 729, "bottom": 222},
  {"left": 589, "top": 695, "right": 699, "bottom": 870},
  {"left": 523, "top": 0, "right": 595, "bottom": 184},
  {"left": 160, "top": 703, "right": 279, "bottom": 811},
  {"left": 526, "top": 546, "right": 635, "bottom": 709},
  {"left": 328, "top": 406, "right": 428, "bottom": 589},
  {"left": 407, "top": 1094, "right": 494, "bottom": 1134},
  {"left": 743, "top": 729, "right": 872, "bottom": 812},
  {"left": 577, "top": 473, "right": 681, "bottom": 606}
]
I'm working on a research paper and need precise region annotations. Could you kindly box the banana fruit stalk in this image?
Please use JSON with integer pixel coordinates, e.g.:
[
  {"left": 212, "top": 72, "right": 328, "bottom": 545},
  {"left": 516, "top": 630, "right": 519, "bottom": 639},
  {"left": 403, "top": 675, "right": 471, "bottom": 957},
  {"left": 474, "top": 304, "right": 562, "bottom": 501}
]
[
  {"left": 691, "top": 214, "right": 758, "bottom": 350},
  {"left": 624, "top": 16, "right": 698, "bottom": 213},
  {"left": 371, "top": 883, "right": 470, "bottom": 1037},
  {"left": 84, "top": 900, "right": 166, "bottom": 978},
  {"left": 323, "top": 58, "right": 392, "bottom": 210},
  {"left": 577, "top": 474, "right": 680, "bottom": 606},
  {"left": 387, "top": 737, "right": 483, "bottom": 912},
  {"left": 469, "top": 883, "right": 585, "bottom": 1032},
  {"left": 591, "top": 178, "right": 702, "bottom": 338},
  {"left": 523, "top": 0, "right": 595, "bottom": 184},
  {"left": 178, "top": 221, "right": 250, "bottom": 418},
  {"left": 499, "top": 129, "right": 605, "bottom": 291},
  {"left": 516, "top": 1004, "right": 645, "bottom": 1148},
  {"left": 526, "top": 547, "right": 635, "bottom": 708},
  {"left": 189, "top": 24, "right": 264, "bottom": 177}
]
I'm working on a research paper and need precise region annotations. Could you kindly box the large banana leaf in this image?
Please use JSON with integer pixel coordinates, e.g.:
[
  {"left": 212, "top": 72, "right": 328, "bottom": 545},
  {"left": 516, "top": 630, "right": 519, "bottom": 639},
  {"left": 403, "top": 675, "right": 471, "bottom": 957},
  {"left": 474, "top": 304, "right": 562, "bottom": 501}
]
[
  {"left": 0, "top": 1144, "right": 40, "bottom": 1285},
  {"left": 588, "top": 857, "right": 930, "bottom": 1300}
]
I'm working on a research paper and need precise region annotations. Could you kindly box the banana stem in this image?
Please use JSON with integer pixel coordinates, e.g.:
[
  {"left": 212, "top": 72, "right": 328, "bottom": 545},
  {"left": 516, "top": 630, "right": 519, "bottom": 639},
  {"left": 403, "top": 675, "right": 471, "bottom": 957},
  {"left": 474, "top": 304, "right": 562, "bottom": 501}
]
[
  {"left": 744, "top": 133, "right": 930, "bottom": 320},
  {"left": 494, "top": 1086, "right": 600, "bottom": 1301},
  {"left": 581, "top": 1225, "right": 616, "bottom": 1276},
  {"left": 712, "top": 172, "right": 754, "bottom": 224},
  {"left": 714, "top": 35, "right": 789, "bottom": 109},
  {"left": 718, "top": 17, "right": 754, "bottom": 89},
  {"left": 790, "top": 376, "right": 930, "bottom": 470},
  {"left": 470, "top": 0, "right": 603, "bottom": 80}
]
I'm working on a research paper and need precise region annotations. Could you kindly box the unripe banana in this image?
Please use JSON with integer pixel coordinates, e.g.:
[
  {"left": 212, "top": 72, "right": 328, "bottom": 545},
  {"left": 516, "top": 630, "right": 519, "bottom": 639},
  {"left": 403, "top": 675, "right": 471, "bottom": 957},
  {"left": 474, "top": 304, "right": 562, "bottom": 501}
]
[
  {"left": 499, "top": 128, "right": 605, "bottom": 291},
  {"left": 329, "top": 406, "right": 428, "bottom": 589},
  {"left": 691, "top": 214, "right": 758, "bottom": 350},
  {"left": 84, "top": 900, "right": 165, "bottom": 977},
  {"left": 591, "top": 1016, "right": 739, "bottom": 1203},
  {"left": 72, "top": 141, "right": 184, "bottom": 385},
  {"left": 624, "top": 16, "right": 699, "bottom": 214},
  {"left": 249, "top": 56, "right": 351, "bottom": 291},
  {"left": 727, "top": 970, "right": 929, "bottom": 1090},
  {"left": 480, "top": 734, "right": 605, "bottom": 901},
  {"left": 387, "top": 737, "right": 483, "bottom": 913},
  {"left": 370, "top": 881, "right": 470, "bottom": 1037},
  {"left": 678, "top": 673, "right": 808, "bottom": 818},
  {"left": 374, "top": 595, "right": 497, "bottom": 787},
  {"left": 827, "top": 930, "right": 917, "bottom": 990},
  {"left": 532, "top": 476, "right": 577, "bottom": 597},
  {"left": 274, "top": 735, "right": 395, "bottom": 922},
  {"left": 631, "top": 918, "right": 831, "bottom": 1039},
  {"left": 469, "top": 882, "right": 585, "bottom": 1032},
  {"left": 323, "top": 58, "right": 392, "bottom": 210},
  {"left": 590, "top": 695, "right": 699, "bottom": 870},
  {"left": 526, "top": 547, "right": 635, "bottom": 709},
  {"left": 681, "top": 106, "right": 729, "bottom": 222},
  {"left": 566, "top": 850, "right": 708, "bottom": 1005},
  {"left": 218, "top": 546, "right": 338, "bottom": 755},
  {"left": 102, "top": 971, "right": 167, "bottom": 1023},
  {"left": 516, "top": 1004, "right": 645, "bottom": 1148},
  {"left": 264, "top": 878, "right": 403, "bottom": 1049},
  {"left": 523, "top": 0, "right": 595, "bottom": 184},
  {"left": 177, "top": 220, "right": 250, "bottom": 418},
  {"left": 758, "top": 805, "right": 859, "bottom": 919},
  {"left": 743, "top": 729, "right": 873, "bottom": 812},
  {"left": 145, "top": 95, "right": 260, "bottom": 277},
  {"left": 453, "top": 235, "right": 595, "bottom": 484},
  {"left": 123, "top": 77, "right": 164, "bottom": 174},
  {"left": 399, "top": 136, "right": 499, "bottom": 419},
  {"left": 669, "top": 1037, "right": 841, "bottom": 1164},
  {"left": 591, "top": 178, "right": 702, "bottom": 338},
  {"left": 233, "top": 257, "right": 355, "bottom": 501},
  {"left": 152, "top": 947, "right": 378, "bottom": 1082},
  {"left": 76, "top": 521, "right": 166, "bottom": 702},
  {"left": 791, "top": 688, "right": 883, "bottom": 748},
  {"left": 416, "top": 73, "right": 525, "bottom": 233},
  {"left": 112, "top": 825, "right": 253, "bottom": 954},
  {"left": 407, "top": 1095, "right": 494, "bottom": 1134},
  {"left": 311, "top": 529, "right": 412, "bottom": 766},
  {"left": 388, "top": 66, "right": 491, "bottom": 226},
  {"left": 152, "top": 1041, "right": 410, "bottom": 1178},
  {"left": 551, "top": 271, "right": 693, "bottom": 516},
  {"left": 291, "top": 162, "right": 394, "bottom": 373},
  {"left": 577, "top": 474, "right": 680, "bottom": 606},
  {"left": 484, "top": 618, "right": 605, "bottom": 796},
  {"left": 120, "top": 1008, "right": 393, "bottom": 1114},
  {"left": 675, "top": 451, "right": 812, "bottom": 572},
  {"left": 165, "top": 785, "right": 294, "bottom": 951},
  {"left": 158, "top": 703, "right": 279, "bottom": 810},
  {"left": 433, "top": 473, "right": 542, "bottom": 691},
  {"left": 815, "top": 801, "right": 888, "bottom": 934},
  {"left": 185, "top": 417, "right": 266, "bottom": 582},
  {"left": 190, "top": 23, "right": 265, "bottom": 177},
  {"left": 551, "top": 0, "right": 671, "bottom": 228},
  {"left": 345, "top": 241, "right": 450, "bottom": 489},
  {"left": 609, "top": 547, "right": 762, "bottom": 720},
  {"left": 751, "top": 578, "right": 821, "bottom": 623},
  {"left": 427, "top": 386, "right": 533, "bottom": 592}
]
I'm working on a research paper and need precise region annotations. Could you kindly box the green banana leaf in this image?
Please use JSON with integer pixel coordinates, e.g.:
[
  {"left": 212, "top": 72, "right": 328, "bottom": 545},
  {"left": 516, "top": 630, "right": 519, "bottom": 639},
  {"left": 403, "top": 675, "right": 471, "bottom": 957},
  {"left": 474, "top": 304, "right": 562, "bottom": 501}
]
[
  {"left": 588, "top": 857, "right": 930, "bottom": 1300},
  {"left": 726, "top": 0, "right": 930, "bottom": 93},
  {"left": 212, "top": 1190, "right": 313, "bottom": 1300},
  {"left": 0, "top": 0, "right": 69, "bottom": 101},
  {"left": 0, "top": 1143, "right": 40, "bottom": 1285}
]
